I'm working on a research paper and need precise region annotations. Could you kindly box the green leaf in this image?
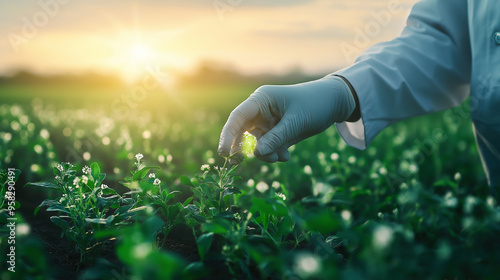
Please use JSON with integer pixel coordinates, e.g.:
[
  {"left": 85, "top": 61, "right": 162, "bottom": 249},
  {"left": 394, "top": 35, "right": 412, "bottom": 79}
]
[
  {"left": 47, "top": 204, "right": 70, "bottom": 214},
  {"left": 214, "top": 211, "right": 235, "bottom": 220},
  {"left": 96, "top": 173, "right": 106, "bottom": 187},
  {"left": 251, "top": 197, "right": 272, "bottom": 214},
  {"left": 116, "top": 204, "right": 133, "bottom": 215},
  {"left": 200, "top": 184, "right": 214, "bottom": 198},
  {"left": 202, "top": 219, "right": 231, "bottom": 234},
  {"left": 163, "top": 190, "right": 180, "bottom": 203},
  {"left": 250, "top": 197, "right": 288, "bottom": 217},
  {"left": 34, "top": 199, "right": 59, "bottom": 216},
  {"left": 180, "top": 175, "right": 193, "bottom": 187},
  {"left": 140, "top": 181, "right": 154, "bottom": 192},
  {"left": 196, "top": 232, "right": 214, "bottom": 260},
  {"left": 105, "top": 215, "right": 116, "bottom": 226},
  {"left": 25, "top": 181, "right": 60, "bottom": 191},
  {"left": 53, "top": 166, "right": 62, "bottom": 177},
  {"left": 86, "top": 217, "right": 108, "bottom": 225},
  {"left": 90, "top": 162, "right": 100, "bottom": 181},
  {"left": 222, "top": 187, "right": 241, "bottom": 198},
  {"left": 277, "top": 215, "right": 294, "bottom": 238},
  {"left": 433, "top": 178, "right": 458, "bottom": 189},
  {"left": 102, "top": 186, "right": 118, "bottom": 196},
  {"left": 127, "top": 206, "right": 147, "bottom": 213},
  {"left": 183, "top": 262, "right": 210, "bottom": 279},
  {"left": 133, "top": 167, "right": 150, "bottom": 181},
  {"left": 183, "top": 196, "right": 193, "bottom": 207},
  {"left": 165, "top": 203, "right": 182, "bottom": 221},
  {"left": 191, "top": 177, "right": 201, "bottom": 187},
  {"left": 204, "top": 175, "right": 216, "bottom": 184},
  {"left": 50, "top": 216, "right": 70, "bottom": 231},
  {"left": 123, "top": 181, "right": 140, "bottom": 190},
  {"left": 132, "top": 166, "right": 159, "bottom": 181},
  {"left": 304, "top": 209, "right": 342, "bottom": 234}
]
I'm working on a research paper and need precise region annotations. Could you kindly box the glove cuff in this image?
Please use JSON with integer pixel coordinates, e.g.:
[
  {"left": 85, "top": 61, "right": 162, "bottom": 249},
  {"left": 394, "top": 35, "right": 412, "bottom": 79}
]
[
  {"left": 333, "top": 75, "right": 360, "bottom": 122},
  {"left": 318, "top": 75, "right": 357, "bottom": 123}
]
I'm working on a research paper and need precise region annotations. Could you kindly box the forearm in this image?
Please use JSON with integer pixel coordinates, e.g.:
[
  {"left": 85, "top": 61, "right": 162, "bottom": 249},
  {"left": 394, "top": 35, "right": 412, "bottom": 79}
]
[{"left": 332, "top": 0, "right": 471, "bottom": 148}]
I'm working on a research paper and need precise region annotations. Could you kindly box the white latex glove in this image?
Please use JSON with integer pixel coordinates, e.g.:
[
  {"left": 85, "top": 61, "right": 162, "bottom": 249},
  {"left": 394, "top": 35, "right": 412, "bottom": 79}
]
[{"left": 218, "top": 75, "right": 357, "bottom": 163}]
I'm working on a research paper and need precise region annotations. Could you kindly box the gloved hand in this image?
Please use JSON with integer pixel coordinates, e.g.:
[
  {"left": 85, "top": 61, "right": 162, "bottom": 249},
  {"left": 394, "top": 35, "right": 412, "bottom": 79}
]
[{"left": 218, "top": 75, "right": 357, "bottom": 163}]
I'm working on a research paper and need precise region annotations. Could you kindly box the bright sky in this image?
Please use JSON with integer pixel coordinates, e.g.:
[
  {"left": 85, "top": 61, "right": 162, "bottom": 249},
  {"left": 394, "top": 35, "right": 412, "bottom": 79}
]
[{"left": 0, "top": 0, "right": 417, "bottom": 81}]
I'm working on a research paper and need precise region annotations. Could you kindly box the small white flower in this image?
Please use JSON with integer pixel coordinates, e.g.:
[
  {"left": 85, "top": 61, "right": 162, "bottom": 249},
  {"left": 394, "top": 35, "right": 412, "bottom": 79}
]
[
  {"left": 256, "top": 181, "right": 269, "bottom": 193},
  {"left": 82, "top": 194, "right": 86, "bottom": 199},
  {"left": 68, "top": 186, "right": 73, "bottom": 191},
  {"left": 304, "top": 165, "right": 313, "bottom": 175},
  {"left": 373, "top": 225, "right": 394, "bottom": 250},
  {"left": 101, "top": 184, "right": 108, "bottom": 189},
  {"left": 82, "top": 175, "right": 88, "bottom": 184},
  {"left": 247, "top": 179, "right": 255, "bottom": 187},
  {"left": 135, "top": 153, "right": 144, "bottom": 161},
  {"left": 348, "top": 156, "right": 356, "bottom": 164},
  {"left": 277, "top": 193, "right": 286, "bottom": 201},
  {"left": 153, "top": 178, "right": 161, "bottom": 186},
  {"left": 379, "top": 167, "right": 388, "bottom": 175},
  {"left": 330, "top": 153, "right": 339, "bottom": 161},
  {"left": 82, "top": 165, "right": 91, "bottom": 174},
  {"left": 408, "top": 163, "right": 418, "bottom": 173},
  {"left": 272, "top": 181, "right": 280, "bottom": 189},
  {"left": 62, "top": 194, "right": 66, "bottom": 197},
  {"left": 341, "top": 210, "right": 352, "bottom": 222},
  {"left": 55, "top": 175, "right": 61, "bottom": 180},
  {"left": 149, "top": 173, "right": 156, "bottom": 178},
  {"left": 73, "top": 177, "right": 80, "bottom": 186},
  {"left": 57, "top": 164, "right": 64, "bottom": 172},
  {"left": 201, "top": 164, "right": 210, "bottom": 171}
]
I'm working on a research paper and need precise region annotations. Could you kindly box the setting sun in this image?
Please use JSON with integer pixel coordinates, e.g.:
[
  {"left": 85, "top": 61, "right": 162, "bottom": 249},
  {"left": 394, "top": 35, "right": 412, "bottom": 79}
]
[{"left": 130, "top": 44, "right": 153, "bottom": 61}]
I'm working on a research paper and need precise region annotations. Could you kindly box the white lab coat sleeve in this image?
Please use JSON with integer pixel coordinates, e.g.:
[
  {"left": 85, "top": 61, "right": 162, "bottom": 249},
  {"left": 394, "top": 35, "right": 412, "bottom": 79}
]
[{"left": 333, "top": 0, "right": 472, "bottom": 150}]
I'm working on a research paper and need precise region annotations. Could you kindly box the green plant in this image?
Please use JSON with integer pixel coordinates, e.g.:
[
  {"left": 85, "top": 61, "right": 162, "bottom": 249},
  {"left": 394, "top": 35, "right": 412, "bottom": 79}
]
[
  {"left": 182, "top": 156, "right": 241, "bottom": 217},
  {"left": 28, "top": 162, "right": 144, "bottom": 265},
  {"left": 120, "top": 153, "right": 186, "bottom": 248}
]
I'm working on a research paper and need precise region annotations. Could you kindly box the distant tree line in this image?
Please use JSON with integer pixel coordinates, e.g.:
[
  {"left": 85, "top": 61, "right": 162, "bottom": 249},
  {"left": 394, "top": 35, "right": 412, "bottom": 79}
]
[{"left": 0, "top": 61, "right": 326, "bottom": 87}]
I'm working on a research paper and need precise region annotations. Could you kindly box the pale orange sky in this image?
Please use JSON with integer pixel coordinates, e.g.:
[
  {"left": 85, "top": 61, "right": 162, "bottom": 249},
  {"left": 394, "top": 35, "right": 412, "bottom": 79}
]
[{"left": 0, "top": 0, "right": 417, "bottom": 81}]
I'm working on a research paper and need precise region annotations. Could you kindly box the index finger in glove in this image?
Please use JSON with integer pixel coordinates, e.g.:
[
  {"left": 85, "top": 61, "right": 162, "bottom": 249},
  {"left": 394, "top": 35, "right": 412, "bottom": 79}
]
[{"left": 218, "top": 99, "right": 259, "bottom": 157}]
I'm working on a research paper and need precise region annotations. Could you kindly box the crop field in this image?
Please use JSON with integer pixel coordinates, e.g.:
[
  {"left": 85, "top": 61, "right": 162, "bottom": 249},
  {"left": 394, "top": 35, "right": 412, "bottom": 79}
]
[{"left": 1, "top": 80, "right": 499, "bottom": 280}]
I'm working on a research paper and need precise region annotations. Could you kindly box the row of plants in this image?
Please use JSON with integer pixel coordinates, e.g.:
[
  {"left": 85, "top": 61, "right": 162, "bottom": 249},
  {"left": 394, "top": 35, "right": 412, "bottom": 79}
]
[
  {"left": 1, "top": 96, "right": 496, "bottom": 279},
  {"left": 14, "top": 150, "right": 500, "bottom": 280}
]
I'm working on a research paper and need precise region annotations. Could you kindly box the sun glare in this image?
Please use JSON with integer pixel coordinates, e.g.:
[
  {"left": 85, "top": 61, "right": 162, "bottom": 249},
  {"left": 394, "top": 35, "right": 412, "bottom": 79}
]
[
  {"left": 117, "top": 41, "right": 160, "bottom": 83},
  {"left": 103, "top": 31, "right": 188, "bottom": 85},
  {"left": 130, "top": 44, "right": 152, "bottom": 61}
]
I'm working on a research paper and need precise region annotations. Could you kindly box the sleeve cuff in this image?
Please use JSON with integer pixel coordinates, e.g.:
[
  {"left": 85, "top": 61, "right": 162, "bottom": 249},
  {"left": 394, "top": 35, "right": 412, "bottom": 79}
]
[{"left": 335, "top": 119, "right": 367, "bottom": 150}]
